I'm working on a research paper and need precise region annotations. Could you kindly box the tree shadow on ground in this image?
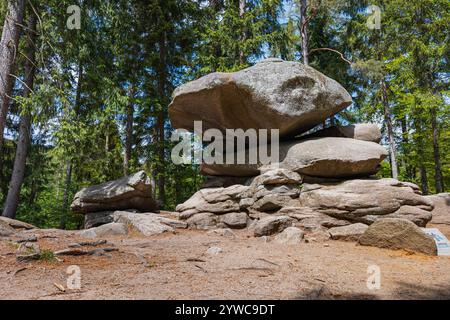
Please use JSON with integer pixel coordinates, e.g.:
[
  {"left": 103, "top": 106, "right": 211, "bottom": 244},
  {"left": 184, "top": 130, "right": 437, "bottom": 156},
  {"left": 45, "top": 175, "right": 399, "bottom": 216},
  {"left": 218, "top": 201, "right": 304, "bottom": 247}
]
[
  {"left": 292, "top": 284, "right": 380, "bottom": 300},
  {"left": 391, "top": 281, "right": 450, "bottom": 300},
  {"left": 292, "top": 282, "right": 450, "bottom": 300}
]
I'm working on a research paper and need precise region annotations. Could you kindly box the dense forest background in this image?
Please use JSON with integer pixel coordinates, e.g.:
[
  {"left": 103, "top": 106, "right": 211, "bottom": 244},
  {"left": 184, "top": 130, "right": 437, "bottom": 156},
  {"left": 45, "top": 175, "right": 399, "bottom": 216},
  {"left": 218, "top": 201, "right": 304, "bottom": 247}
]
[{"left": 0, "top": 0, "right": 448, "bottom": 229}]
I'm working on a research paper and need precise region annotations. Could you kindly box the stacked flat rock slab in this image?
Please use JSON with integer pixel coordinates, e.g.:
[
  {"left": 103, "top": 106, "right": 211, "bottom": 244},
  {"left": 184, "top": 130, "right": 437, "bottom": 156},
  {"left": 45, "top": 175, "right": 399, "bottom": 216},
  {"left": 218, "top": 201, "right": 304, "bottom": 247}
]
[
  {"left": 176, "top": 169, "right": 302, "bottom": 230},
  {"left": 71, "top": 171, "right": 158, "bottom": 214},
  {"left": 298, "top": 179, "right": 433, "bottom": 227},
  {"left": 201, "top": 136, "right": 388, "bottom": 179},
  {"left": 176, "top": 169, "right": 434, "bottom": 236},
  {"left": 300, "top": 123, "right": 382, "bottom": 143},
  {"left": 71, "top": 171, "right": 161, "bottom": 230}
]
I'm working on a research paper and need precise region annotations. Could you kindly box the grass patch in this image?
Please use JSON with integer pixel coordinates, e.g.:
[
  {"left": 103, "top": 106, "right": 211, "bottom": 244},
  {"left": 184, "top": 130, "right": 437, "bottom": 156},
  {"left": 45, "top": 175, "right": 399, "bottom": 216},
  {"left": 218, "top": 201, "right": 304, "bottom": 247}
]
[{"left": 38, "top": 250, "right": 56, "bottom": 262}]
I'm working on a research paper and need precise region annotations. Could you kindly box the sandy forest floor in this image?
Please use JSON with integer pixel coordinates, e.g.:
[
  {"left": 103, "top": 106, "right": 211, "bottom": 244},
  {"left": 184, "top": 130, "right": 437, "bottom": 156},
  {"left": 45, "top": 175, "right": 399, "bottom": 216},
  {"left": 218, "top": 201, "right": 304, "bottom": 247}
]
[{"left": 1, "top": 224, "right": 450, "bottom": 300}]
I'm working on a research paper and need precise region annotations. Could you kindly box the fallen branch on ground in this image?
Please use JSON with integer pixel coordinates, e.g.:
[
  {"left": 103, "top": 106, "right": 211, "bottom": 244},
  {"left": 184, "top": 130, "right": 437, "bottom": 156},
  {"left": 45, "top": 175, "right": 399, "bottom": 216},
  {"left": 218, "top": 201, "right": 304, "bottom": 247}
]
[{"left": 54, "top": 247, "right": 118, "bottom": 256}]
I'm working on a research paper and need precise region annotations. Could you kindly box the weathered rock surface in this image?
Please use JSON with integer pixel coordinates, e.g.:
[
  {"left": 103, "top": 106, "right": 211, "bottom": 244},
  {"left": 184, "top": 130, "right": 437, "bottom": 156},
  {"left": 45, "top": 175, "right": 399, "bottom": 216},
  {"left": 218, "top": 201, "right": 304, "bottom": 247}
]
[
  {"left": 84, "top": 211, "right": 115, "bottom": 229},
  {"left": 274, "top": 227, "right": 304, "bottom": 244},
  {"left": 186, "top": 212, "right": 220, "bottom": 230},
  {"left": 358, "top": 218, "right": 437, "bottom": 255},
  {"left": 0, "top": 223, "right": 15, "bottom": 237},
  {"left": 178, "top": 167, "right": 433, "bottom": 234},
  {"left": 276, "top": 137, "right": 388, "bottom": 179},
  {"left": 278, "top": 206, "right": 351, "bottom": 230},
  {"left": 186, "top": 212, "right": 248, "bottom": 230},
  {"left": 176, "top": 185, "right": 248, "bottom": 218},
  {"left": 299, "top": 179, "right": 433, "bottom": 226},
  {"left": 0, "top": 217, "right": 36, "bottom": 230},
  {"left": 253, "top": 216, "right": 293, "bottom": 237},
  {"left": 301, "top": 123, "right": 382, "bottom": 143},
  {"left": 71, "top": 171, "right": 158, "bottom": 214},
  {"left": 169, "top": 58, "right": 352, "bottom": 138},
  {"left": 201, "top": 137, "right": 388, "bottom": 179},
  {"left": 114, "top": 211, "right": 187, "bottom": 236},
  {"left": 328, "top": 223, "right": 368, "bottom": 241},
  {"left": 201, "top": 176, "right": 250, "bottom": 189},
  {"left": 79, "top": 223, "right": 128, "bottom": 238},
  {"left": 178, "top": 169, "right": 302, "bottom": 230},
  {"left": 221, "top": 212, "right": 248, "bottom": 229},
  {"left": 254, "top": 169, "right": 302, "bottom": 185},
  {"left": 426, "top": 193, "right": 450, "bottom": 225}
]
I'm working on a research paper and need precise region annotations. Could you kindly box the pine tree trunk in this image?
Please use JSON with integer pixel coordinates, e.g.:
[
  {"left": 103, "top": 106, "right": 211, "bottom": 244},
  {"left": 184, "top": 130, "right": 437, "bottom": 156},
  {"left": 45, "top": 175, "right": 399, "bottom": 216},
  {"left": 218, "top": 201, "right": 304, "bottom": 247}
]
[
  {"left": 123, "top": 87, "right": 134, "bottom": 176},
  {"left": 299, "top": 0, "right": 309, "bottom": 65},
  {"left": 239, "top": 0, "right": 246, "bottom": 65},
  {"left": 381, "top": 80, "right": 398, "bottom": 180},
  {"left": 28, "top": 179, "right": 37, "bottom": 205},
  {"left": 420, "top": 165, "right": 429, "bottom": 195},
  {"left": 156, "top": 30, "right": 167, "bottom": 207},
  {"left": 430, "top": 106, "right": 444, "bottom": 193},
  {"left": 59, "top": 161, "right": 72, "bottom": 229},
  {"left": 60, "top": 62, "right": 83, "bottom": 228},
  {"left": 0, "top": 0, "right": 25, "bottom": 151},
  {"left": 400, "top": 117, "right": 413, "bottom": 179},
  {"left": 414, "top": 115, "right": 429, "bottom": 195},
  {"left": 2, "top": 10, "right": 37, "bottom": 219}
]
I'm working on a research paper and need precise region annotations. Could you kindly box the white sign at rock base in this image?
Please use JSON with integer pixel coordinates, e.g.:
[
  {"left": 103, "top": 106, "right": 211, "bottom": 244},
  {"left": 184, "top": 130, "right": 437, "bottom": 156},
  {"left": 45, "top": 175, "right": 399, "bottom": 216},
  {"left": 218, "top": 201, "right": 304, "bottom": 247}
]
[{"left": 422, "top": 228, "right": 450, "bottom": 256}]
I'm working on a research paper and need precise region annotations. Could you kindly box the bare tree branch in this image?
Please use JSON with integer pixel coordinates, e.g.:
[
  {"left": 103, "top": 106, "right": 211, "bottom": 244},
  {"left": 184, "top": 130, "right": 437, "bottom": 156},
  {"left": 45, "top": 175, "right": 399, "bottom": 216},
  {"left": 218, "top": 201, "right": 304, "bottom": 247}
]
[{"left": 309, "top": 47, "right": 353, "bottom": 65}]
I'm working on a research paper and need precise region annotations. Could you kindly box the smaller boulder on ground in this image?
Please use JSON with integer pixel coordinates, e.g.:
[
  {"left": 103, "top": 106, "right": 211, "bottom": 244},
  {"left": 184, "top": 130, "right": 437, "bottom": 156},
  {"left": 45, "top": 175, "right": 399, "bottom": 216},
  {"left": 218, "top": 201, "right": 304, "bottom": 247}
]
[
  {"left": 358, "top": 218, "right": 437, "bottom": 256},
  {"left": 274, "top": 227, "right": 304, "bottom": 244},
  {"left": 114, "top": 211, "right": 187, "bottom": 236},
  {"left": 253, "top": 216, "right": 293, "bottom": 237},
  {"left": 79, "top": 223, "right": 128, "bottom": 238}
]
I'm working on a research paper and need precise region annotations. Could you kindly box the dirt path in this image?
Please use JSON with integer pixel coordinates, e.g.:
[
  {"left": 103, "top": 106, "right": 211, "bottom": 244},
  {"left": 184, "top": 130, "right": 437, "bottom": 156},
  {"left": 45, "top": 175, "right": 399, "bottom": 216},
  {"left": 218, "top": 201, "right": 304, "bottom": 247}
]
[{"left": 1, "top": 225, "right": 450, "bottom": 300}]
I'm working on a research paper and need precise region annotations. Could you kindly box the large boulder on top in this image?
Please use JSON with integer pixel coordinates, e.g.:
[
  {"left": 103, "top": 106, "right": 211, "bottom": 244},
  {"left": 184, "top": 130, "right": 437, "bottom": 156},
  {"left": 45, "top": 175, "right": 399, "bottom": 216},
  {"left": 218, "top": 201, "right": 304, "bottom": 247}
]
[
  {"left": 201, "top": 137, "right": 388, "bottom": 179},
  {"left": 300, "top": 123, "right": 382, "bottom": 143},
  {"left": 169, "top": 58, "right": 352, "bottom": 138},
  {"left": 298, "top": 179, "right": 434, "bottom": 227},
  {"left": 358, "top": 218, "right": 438, "bottom": 255},
  {"left": 71, "top": 171, "right": 158, "bottom": 214}
]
